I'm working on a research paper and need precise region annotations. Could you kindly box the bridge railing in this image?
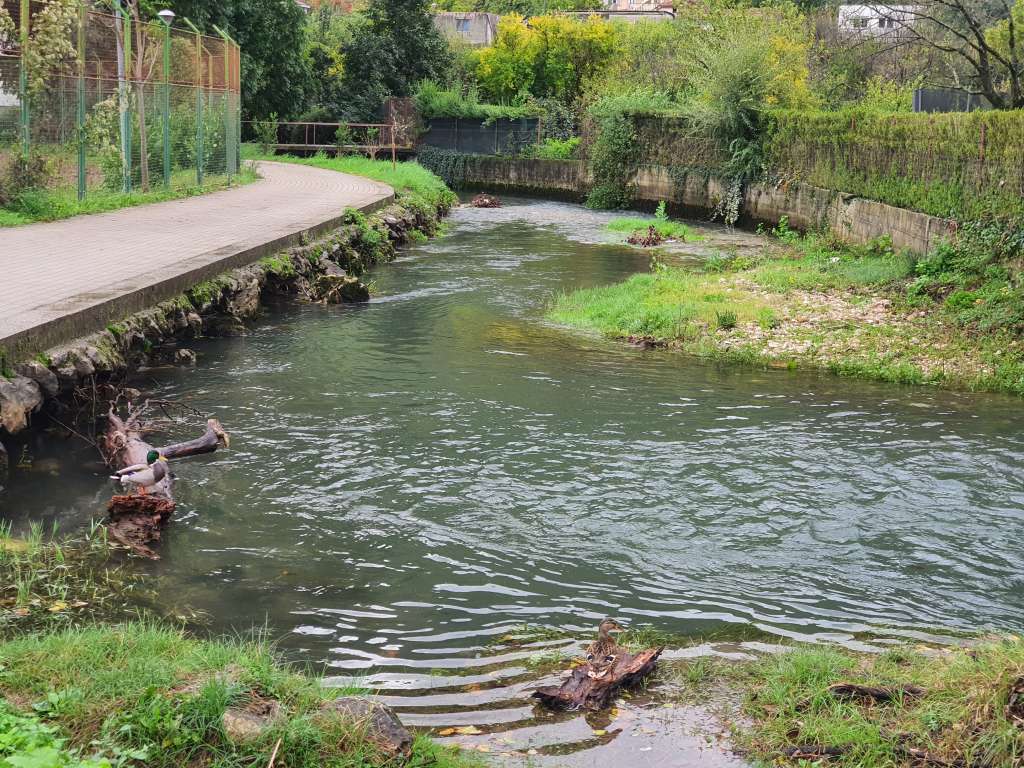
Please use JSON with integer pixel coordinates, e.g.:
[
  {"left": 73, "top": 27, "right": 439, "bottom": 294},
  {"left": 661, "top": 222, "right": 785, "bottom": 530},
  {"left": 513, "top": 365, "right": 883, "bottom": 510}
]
[{"left": 247, "top": 120, "right": 404, "bottom": 167}]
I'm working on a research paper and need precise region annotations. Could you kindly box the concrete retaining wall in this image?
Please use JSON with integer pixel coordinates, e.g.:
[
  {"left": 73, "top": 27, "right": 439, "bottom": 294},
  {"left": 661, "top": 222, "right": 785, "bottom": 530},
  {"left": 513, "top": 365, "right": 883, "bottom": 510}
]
[{"left": 462, "top": 157, "right": 953, "bottom": 255}]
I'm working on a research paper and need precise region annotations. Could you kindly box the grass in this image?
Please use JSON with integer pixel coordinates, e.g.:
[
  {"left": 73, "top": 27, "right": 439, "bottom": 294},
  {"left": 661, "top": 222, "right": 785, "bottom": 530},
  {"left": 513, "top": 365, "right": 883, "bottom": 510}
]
[
  {"left": 740, "top": 640, "right": 1024, "bottom": 767},
  {"left": 606, "top": 215, "right": 700, "bottom": 242},
  {"left": 549, "top": 218, "right": 1024, "bottom": 396},
  {"left": 0, "top": 521, "right": 151, "bottom": 638},
  {"left": 606, "top": 200, "right": 704, "bottom": 243},
  {"left": 0, "top": 622, "right": 483, "bottom": 768},
  {"left": 243, "top": 145, "right": 456, "bottom": 212},
  {"left": 0, "top": 168, "right": 259, "bottom": 227}
]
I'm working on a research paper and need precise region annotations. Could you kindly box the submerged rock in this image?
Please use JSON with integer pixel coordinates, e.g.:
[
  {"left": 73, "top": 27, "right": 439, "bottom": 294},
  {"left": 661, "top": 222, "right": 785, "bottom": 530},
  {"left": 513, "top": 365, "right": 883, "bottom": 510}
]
[
  {"left": 0, "top": 375, "right": 43, "bottom": 434},
  {"left": 319, "top": 697, "right": 412, "bottom": 757}
]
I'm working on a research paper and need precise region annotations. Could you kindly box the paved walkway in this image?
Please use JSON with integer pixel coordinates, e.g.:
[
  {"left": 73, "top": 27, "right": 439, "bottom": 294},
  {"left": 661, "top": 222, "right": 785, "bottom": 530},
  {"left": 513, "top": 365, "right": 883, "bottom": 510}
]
[{"left": 0, "top": 161, "right": 394, "bottom": 357}]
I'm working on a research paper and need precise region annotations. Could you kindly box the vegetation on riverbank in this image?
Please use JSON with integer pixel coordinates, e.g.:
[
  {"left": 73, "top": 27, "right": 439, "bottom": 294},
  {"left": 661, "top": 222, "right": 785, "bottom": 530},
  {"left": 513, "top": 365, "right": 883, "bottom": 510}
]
[
  {"left": 1, "top": 524, "right": 150, "bottom": 638},
  {"left": 243, "top": 147, "right": 457, "bottom": 213},
  {"left": 606, "top": 202, "right": 703, "bottom": 244},
  {"left": 734, "top": 638, "right": 1024, "bottom": 767},
  {"left": 0, "top": 168, "right": 260, "bottom": 228},
  {"left": 550, "top": 219, "right": 1024, "bottom": 396},
  {"left": 0, "top": 623, "right": 480, "bottom": 768}
]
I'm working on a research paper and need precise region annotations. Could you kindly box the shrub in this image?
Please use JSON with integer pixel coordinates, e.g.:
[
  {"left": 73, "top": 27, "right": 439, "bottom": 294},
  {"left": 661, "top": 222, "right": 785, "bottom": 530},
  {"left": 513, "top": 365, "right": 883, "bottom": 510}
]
[
  {"left": 0, "top": 152, "right": 52, "bottom": 207},
  {"left": 253, "top": 112, "right": 279, "bottom": 154},
  {"left": 522, "top": 136, "right": 580, "bottom": 160},
  {"left": 715, "top": 310, "right": 738, "bottom": 330}
]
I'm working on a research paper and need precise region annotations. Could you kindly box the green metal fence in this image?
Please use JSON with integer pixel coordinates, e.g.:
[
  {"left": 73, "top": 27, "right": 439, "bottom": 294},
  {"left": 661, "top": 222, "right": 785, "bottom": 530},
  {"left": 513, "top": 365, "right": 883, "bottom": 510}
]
[{"left": 0, "top": 0, "right": 240, "bottom": 202}]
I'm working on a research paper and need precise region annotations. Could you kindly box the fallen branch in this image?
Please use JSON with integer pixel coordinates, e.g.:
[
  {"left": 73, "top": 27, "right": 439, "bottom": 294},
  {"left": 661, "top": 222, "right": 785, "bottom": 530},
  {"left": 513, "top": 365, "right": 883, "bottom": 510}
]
[
  {"left": 533, "top": 647, "right": 662, "bottom": 711},
  {"left": 102, "top": 401, "right": 228, "bottom": 559},
  {"left": 827, "top": 682, "right": 925, "bottom": 704}
]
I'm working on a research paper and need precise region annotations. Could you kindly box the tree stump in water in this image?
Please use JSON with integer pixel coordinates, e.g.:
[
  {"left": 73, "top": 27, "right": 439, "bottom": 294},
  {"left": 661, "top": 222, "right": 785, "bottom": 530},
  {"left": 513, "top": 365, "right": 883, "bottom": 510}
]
[
  {"left": 103, "top": 402, "right": 228, "bottom": 558},
  {"left": 470, "top": 193, "right": 501, "bottom": 208},
  {"left": 533, "top": 647, "right": 663, "bottom": 711}
]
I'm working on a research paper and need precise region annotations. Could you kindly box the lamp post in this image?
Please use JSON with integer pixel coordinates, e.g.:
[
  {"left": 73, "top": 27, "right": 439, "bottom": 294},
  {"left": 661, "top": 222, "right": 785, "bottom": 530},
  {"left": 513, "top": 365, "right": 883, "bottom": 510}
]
[{"left": 158, "top": 9, "right": 175, "bottom": 190}]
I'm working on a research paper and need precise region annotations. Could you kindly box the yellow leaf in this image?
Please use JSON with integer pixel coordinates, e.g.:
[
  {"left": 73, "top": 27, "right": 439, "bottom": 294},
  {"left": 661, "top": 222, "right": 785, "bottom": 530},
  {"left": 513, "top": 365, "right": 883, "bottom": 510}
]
[
  {"left": 48, "top": 601, "right": 68, "bottom": 613},
  {"left": 453, "top": 726, "right": 482, "bottom": 735},
  {"left": 438, "top": 728, "right": 457, "bottom": 737},
  {"left": 592, "top": 729, "right": 607, "bottom": 736}
]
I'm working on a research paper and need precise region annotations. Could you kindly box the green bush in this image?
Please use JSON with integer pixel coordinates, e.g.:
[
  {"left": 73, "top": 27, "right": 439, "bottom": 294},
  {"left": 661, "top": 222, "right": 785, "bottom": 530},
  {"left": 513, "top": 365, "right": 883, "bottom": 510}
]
[
  {"left": 415, "top": 81, "right": 539, "bottom": 121},
  {"left": 0, "top": 152, "right": 52, "bottom": 207},
  {"left": 522, "top": 136, "right": 580, "bottom": 160}
]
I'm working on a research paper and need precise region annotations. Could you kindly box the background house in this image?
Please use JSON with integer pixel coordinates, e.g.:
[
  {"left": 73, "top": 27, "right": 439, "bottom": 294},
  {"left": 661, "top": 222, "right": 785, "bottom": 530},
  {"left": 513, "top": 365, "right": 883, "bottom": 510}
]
[
  {"left": 838, "top": 4, "right": 918, "bottom": 41},
  {"left": 432, "top": 12, "right": 499, "bottom": 47}
]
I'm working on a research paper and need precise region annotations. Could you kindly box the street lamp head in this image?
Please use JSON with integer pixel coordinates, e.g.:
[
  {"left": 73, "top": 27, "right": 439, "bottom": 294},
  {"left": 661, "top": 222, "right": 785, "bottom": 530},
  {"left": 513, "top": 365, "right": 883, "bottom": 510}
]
[{"left": 157, "top": 9, "right": 176, "bottom": 25}]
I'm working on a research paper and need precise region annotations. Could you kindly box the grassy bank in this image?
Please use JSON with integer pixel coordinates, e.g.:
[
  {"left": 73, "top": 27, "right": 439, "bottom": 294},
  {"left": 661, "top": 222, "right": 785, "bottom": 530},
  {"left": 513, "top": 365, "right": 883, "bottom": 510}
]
[
  {"left": 0, "top": 168, "right": 259, "bottom": 228},
  {"left": 243, "top": 146, "right": 456, "bottom": 213},
  {"left": 550, "top": 219, "right": 1024, "bottom": 396},
  {"left": 0, "top": 622, "right": 480, "bottom": 768},
  {"left": 1, "top": 523, "right": 151, "bottom": 638},
  {"left": 732, "top": 638, "right": 1024, "bottom": 766},
  {"left": 606, "top": 202, "right": 704, "bottom": 244}
]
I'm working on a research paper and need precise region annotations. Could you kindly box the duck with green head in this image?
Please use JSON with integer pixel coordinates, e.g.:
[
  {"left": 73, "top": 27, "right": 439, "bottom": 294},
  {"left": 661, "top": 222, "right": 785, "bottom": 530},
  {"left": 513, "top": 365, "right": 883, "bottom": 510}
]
[{"left": 110, "top": 450, "right": 167, "bottom": 495}]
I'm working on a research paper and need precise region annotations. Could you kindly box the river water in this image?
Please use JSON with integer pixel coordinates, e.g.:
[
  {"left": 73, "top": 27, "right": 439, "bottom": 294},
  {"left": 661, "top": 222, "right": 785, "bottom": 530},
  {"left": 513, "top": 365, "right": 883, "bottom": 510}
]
[{"left": 3, "top": 198, "right": 1023, "bottom": 763}]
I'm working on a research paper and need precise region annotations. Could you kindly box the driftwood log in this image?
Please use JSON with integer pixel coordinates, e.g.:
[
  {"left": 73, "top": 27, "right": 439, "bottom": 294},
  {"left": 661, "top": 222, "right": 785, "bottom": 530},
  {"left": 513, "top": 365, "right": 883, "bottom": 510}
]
[
  {"left": 102, "top": 402, "right": 228, "bottom": 558},
  {"left": 470, "top": 193, "right": 501, "bottom": 208},
  {"left": 533, "top": 647, "right": 663, "bottom": 711}
]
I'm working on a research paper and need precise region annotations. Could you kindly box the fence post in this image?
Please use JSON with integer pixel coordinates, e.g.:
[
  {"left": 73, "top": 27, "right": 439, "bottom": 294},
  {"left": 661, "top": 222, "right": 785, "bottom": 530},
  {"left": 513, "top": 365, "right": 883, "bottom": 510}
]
[
  {"left": 76, "top": 1, "right": 86, "bottom": 201},
  {"left": 212, "top": 25, "right": 236, "bottom": 184},
  {"left": 19, "top": 0, "right": 29, "bottom": 160},
  {"left": 162, "top": 18, "right": 171, "bottom": 189},
  {"left": 121, "top": 6, "right": 133, "bottom": 194},
  {"left": 183, "top": 18, "right": 203, "bottom": 186}
]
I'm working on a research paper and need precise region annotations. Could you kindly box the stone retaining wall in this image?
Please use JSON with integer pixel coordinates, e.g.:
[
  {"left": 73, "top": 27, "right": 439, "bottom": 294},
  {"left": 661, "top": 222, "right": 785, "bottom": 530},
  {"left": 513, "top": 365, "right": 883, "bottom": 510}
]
[{"left": 461, "top": 158, "right": 953, "bottom": 255}]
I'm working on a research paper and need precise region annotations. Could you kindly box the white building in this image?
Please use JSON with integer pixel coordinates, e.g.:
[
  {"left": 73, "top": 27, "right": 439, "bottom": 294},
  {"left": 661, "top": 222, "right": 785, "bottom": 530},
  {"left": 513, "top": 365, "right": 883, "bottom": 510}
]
[{"left": 838, "top": 5, "right": 918, "bottom": 40}]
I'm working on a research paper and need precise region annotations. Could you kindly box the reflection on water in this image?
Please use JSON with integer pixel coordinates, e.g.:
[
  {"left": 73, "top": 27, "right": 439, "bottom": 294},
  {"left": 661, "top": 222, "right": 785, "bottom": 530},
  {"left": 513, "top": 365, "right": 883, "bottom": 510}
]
[{"left": 2, "top": 197, "right": 1023, "bottom": 762}]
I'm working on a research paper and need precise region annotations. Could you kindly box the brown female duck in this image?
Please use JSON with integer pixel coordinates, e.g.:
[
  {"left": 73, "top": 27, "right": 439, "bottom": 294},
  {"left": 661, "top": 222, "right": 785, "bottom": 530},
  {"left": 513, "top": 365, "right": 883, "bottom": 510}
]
[{"left": 584, "top": 618, "right": 626, "bottom": 680}]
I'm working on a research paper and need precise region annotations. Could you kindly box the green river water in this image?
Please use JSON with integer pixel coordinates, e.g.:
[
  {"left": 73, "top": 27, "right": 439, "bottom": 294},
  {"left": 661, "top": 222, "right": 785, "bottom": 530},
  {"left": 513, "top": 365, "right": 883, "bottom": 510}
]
[{"left": 3, "top": 198, "right": 1023, "bottom": 765}]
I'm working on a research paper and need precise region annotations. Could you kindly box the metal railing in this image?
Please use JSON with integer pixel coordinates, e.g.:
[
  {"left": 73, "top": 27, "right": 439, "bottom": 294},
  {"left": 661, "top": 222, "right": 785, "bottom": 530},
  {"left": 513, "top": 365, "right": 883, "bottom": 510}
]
[
  {"left": 248, "top": 120, "right": 404, "bottom": 167},
  {"left": 0, "top": 0, "right": 242, "bottom": 202}
]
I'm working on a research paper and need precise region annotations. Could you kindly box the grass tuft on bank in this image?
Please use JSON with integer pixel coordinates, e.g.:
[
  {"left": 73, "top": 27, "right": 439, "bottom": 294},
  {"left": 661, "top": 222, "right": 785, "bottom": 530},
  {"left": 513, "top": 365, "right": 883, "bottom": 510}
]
[
  {"left": 0, "top": 168, "right": 259, "bottom": 227},
  {"left": 243, "top": 145, "right": 456, "bottom": 212},
  {"left": 740, "top": 639, "right": 1024, "bottom": 767},
  {"left": 0, "top": 622, "right": 481, "bottom": 768},
  {"left": 549, "top": 217, "right": 1024, "bottom": 396}
]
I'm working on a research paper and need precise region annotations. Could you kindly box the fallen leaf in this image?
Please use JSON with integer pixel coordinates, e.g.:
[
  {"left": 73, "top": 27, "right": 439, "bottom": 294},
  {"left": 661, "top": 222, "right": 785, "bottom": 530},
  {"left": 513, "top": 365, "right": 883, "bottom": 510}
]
[
  {"left": 441, "top": 726, "right": 482, "bottom": 736},
  {"left": 592, "top": 729, "right": 607, "bottom": 736},
  {"left": 437, "top": 728, "right": 456, "bottom": 737},
  {"left": 48, "top": 601, "right": 68, "bottom": 613}
]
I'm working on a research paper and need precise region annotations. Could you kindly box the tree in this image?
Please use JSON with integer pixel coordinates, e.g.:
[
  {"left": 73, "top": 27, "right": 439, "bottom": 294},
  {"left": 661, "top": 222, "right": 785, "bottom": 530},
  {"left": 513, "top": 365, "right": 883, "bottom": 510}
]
[
  {"left": 877, "top": 1, "right": 1023, "bottom": 109},
  {"left": 332, "top": 0, "right": 451, "bottom": 121},
  {"left": 165, "top": 0, "right": 312, "bottom": 120}
]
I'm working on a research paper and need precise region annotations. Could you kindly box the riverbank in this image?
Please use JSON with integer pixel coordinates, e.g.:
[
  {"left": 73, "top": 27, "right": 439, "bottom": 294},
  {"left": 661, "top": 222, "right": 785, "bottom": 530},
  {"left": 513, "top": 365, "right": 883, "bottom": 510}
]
[
  {"left": 0, "top": 158, "right": 454, "bottom": 479},
  {"left": 0, "top": 621, "right": 480, "bottom": 768},
  {"left": 551, "top": 217, "right": 1024, "bottom": 397},
  {"left": 2, "top": 597, "right": 1021, "bottom": 768}
]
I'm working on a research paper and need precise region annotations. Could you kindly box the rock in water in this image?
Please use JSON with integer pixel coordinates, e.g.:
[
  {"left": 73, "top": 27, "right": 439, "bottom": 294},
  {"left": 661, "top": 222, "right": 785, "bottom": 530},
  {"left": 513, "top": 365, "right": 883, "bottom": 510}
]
[
  {"left": 0, "top": 375, "right": 43, "bottom": 434},
  {"left": 312, "top": 262, "right": 370, "bottom": 303},
  {"left": 319, "top": 697, "right": 412, "bottom": 758},
  {"left": 533, "top": 647, "right": 663, "bottom": 711}
]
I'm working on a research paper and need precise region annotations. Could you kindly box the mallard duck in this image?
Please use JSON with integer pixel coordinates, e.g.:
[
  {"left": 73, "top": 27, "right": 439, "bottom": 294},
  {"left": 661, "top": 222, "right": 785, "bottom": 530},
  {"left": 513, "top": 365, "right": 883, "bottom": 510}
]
[
  {"left": 584, "top": 618, "right": 625, "bottom": 680},
  {"left": 110, "top": 450, "right": 167, "bottom": 495}
]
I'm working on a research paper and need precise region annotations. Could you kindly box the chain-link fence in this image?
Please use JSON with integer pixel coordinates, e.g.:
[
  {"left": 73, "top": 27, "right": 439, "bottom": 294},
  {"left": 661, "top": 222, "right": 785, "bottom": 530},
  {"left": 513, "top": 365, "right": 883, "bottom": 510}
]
[{"left": 0, "top": 0, "right": 240, "bottom": 203}]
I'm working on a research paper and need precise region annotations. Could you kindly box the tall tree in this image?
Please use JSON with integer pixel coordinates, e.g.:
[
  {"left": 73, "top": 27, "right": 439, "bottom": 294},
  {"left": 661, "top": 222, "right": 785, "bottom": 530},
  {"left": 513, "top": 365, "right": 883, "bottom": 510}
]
[
  {"left": 334, "top": 0, "right": 451, "bottom": 120},
  {"left": 165, "top": 0, "right": 312, "bottom": 120},
  {"left": 877, "top": 0, "right": 1023, "bottom": 108}
]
